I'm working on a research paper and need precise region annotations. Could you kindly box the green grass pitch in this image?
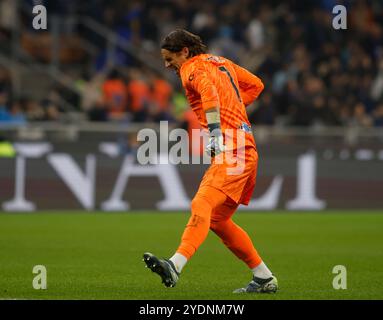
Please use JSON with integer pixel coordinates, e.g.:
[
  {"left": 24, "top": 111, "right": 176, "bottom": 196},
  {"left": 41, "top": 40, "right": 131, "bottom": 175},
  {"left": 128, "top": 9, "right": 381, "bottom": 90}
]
[{"left": 0, "top": 211, "right": 382, "bottom": 300}]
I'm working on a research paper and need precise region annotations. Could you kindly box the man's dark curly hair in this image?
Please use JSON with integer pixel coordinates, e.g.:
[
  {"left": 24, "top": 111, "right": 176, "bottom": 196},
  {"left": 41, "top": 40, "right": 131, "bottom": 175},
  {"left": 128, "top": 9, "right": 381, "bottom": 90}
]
[{"left": 161, "top": 29, "right": 207, "bottom": 57}]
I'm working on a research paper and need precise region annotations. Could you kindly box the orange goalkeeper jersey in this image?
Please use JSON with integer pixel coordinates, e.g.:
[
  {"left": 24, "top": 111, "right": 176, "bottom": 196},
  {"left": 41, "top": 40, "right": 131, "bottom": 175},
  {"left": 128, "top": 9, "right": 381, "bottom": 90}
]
[{"left": 179, "top": 54, "right": 264, "bottom": 150}]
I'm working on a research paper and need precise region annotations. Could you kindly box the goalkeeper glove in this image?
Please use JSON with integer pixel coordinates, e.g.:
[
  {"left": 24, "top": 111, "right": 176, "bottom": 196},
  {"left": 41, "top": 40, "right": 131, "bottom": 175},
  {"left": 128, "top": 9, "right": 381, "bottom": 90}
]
[
  {"left": 206, "top": 135, "right": 225, "bottom": 157},
  {"left": 205, "top": 108, "right": 225, "bottom": 157},
  {"left": 206, "top": 128, "right": 225, "bottom": 157}
]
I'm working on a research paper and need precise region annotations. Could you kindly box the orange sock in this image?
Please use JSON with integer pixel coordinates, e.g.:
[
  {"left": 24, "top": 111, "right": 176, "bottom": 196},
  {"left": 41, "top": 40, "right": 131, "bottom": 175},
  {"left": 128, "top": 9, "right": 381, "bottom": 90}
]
[
  {"left": 176, "top": 187, "right": 227, "bottom": 259},
  {"left": 210, "top": 218, "right": 262, "bottom": 269}
]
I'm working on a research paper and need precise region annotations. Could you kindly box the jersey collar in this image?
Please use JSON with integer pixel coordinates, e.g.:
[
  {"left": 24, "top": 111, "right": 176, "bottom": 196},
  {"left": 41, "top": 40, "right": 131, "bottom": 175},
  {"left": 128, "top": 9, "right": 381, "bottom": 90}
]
[{"left": 180, "top": 54, "right": 203, "bottom": 74}]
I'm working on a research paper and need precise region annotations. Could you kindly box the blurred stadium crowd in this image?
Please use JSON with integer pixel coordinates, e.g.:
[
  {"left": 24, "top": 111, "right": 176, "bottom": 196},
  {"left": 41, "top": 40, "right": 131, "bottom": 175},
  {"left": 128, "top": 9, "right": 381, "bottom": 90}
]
[{"left": 0, "top": 0, "right": 383, "bottom": 127}]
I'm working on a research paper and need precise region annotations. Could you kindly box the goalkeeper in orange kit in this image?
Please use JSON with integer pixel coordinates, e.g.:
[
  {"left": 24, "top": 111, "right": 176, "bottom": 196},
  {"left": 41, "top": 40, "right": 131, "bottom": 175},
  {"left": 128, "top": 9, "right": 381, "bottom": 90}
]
[{"left": 143, "top": 29, "right": 278, "bottom": 293}]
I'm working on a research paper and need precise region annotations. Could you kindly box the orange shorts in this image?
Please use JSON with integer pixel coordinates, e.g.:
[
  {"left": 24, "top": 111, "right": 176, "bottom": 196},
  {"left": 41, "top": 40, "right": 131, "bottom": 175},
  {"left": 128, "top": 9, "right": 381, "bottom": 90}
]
[{"left": 198, "top": 146, "right": 258, "bottom": 205}]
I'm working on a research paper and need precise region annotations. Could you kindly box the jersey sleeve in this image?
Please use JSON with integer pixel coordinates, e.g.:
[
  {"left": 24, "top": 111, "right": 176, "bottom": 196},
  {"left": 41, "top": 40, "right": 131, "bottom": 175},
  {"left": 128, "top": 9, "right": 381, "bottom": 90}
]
[
  {"left": 181, "top": 63, "right": 220, "bottom": 111},
  {"left": 232, "top": 63, "right": 264, "bottom": 106}
]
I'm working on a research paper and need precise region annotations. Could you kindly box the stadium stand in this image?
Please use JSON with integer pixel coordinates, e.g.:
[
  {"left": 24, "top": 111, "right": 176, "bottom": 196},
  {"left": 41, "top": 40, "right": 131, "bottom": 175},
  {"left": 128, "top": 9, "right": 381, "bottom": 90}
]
[{"left": 0, "top": 0, "right": 382, "bottom": 127}]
